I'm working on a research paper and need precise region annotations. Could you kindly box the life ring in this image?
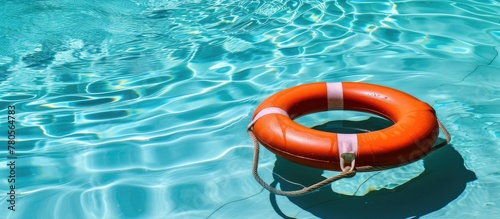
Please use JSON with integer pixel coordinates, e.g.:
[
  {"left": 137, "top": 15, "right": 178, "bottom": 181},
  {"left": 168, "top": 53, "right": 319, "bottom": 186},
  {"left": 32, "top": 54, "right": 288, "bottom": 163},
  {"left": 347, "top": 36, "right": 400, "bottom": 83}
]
[{"left": 248, "top": 82, "right": 439, "bottom": 172}]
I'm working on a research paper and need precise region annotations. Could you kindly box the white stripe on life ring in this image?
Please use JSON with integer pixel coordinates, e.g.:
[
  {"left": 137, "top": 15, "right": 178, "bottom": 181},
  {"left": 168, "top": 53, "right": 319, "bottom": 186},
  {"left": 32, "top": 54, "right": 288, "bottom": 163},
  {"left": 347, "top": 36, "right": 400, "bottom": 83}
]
[
  {"left": 326, "top": 82, "right": 344, "bottom": 110},
  {"left": 247, "top": 107, "right": 289, "bottom": 130}
]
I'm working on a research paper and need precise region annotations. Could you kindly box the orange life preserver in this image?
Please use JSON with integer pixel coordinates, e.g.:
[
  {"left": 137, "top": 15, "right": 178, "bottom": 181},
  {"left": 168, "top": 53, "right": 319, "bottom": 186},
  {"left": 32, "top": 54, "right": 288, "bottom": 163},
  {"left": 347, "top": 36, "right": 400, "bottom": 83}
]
[{"left": 248, "top": 82, "right": 439, "bottom": 171}]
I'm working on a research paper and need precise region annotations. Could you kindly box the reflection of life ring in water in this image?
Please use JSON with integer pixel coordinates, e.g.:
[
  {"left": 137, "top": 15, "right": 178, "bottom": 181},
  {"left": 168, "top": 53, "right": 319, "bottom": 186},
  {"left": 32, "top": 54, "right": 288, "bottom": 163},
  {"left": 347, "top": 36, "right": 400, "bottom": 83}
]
[{"left": 248, "top": 82, "right": 439, "bottom": 171}]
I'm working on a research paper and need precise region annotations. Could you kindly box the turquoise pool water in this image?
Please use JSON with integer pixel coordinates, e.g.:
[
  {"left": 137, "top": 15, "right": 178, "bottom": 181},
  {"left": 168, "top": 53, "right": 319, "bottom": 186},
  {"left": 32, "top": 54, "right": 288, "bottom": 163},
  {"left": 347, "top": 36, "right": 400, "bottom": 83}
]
[{"left": 1, "top": 0, "right": 499, "bottom": 218}]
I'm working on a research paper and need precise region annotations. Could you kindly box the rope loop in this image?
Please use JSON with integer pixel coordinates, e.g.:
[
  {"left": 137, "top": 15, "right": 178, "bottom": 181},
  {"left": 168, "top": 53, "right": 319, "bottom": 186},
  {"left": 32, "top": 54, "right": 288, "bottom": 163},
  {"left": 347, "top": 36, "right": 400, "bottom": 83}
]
[
  {"left": 249, "top": 130, "right": 357, "bottom": 196},
  {"left": 248, "top": 119, "right": 451, "bottom": 197}
]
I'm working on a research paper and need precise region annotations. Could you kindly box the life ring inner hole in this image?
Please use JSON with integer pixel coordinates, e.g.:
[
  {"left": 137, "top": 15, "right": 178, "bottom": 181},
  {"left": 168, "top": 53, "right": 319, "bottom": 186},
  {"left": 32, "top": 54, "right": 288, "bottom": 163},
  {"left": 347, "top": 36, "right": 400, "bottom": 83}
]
[{"left": 294, "top": 110, "right": 394, "bottom": 134}]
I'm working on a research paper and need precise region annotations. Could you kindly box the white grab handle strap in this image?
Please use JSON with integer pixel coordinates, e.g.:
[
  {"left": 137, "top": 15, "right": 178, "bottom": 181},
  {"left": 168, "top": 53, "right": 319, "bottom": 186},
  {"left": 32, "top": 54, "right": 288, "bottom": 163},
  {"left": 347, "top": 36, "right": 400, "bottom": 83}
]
[{"left": 337, "top": 134, "right": 358, "bottom": 172}]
